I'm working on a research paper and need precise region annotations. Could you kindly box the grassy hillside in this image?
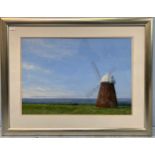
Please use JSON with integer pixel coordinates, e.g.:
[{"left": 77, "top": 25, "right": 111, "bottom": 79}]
[{"left": 22, "top": 103, "right": 131, "bottom": 115}]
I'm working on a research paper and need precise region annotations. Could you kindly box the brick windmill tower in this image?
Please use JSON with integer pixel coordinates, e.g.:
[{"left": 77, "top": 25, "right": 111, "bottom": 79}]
[
  {"left": 96, "top": 73, "right": 117, "bottom": 108},
  {"left": 88, "top": 62, "right": 118, "bottom": 108}
]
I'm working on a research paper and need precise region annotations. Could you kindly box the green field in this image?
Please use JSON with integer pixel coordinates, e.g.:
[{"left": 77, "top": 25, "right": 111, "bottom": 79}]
[{"left": 22, "top": 103, "right": 131, "bottom": 115}]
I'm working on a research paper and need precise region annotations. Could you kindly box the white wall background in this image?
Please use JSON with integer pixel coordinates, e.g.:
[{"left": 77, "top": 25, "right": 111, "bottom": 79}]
[
  {"left": 0, "top": 1, "right": 155, "bottom": 154},
  {"left": 0, "top": 18, "right": 155, "bottom": 128}
]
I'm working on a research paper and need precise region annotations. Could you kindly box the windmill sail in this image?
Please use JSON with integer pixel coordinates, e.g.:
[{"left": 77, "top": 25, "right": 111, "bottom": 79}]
[
  {"left": 91, "top": 61, "right": 101, "bottom": 80},
  {"left": 86, "top": 85, "right": 99, "bottom": 98}
]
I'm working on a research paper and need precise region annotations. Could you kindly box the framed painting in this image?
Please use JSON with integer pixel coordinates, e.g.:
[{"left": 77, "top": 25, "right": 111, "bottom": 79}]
[{"left": 0, "top": 18, "right": 153, "bottom": 136}]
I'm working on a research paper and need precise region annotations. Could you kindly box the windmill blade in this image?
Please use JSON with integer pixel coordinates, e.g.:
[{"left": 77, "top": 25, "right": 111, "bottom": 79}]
[
  {"left": 91, "top": 61, "right": 101, "bottom": 80},
  {"left": 86, "top": 85, "right": 99, "bottom": 98},
  {"left": 109, "top": 68, "right": 116, "bottom": 84},
  {"left": 109, "top": 67, "right": 115, "bottom": 75}
]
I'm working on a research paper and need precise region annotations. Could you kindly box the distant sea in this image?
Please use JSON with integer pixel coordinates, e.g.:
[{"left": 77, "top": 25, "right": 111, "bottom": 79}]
[{"left": 22, "top": 98, "right": 131, "bottom": 105}]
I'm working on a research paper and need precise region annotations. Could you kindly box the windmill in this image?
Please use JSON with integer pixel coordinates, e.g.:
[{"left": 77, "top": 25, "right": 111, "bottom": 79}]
[{"left": 88, "top": 62, "right": 118, "bottom": 108}]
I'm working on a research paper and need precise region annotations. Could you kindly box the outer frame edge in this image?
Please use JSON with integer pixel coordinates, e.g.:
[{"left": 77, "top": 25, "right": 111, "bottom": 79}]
[{"left": 0, "top": 17, "right": 153, "bottom": 137}]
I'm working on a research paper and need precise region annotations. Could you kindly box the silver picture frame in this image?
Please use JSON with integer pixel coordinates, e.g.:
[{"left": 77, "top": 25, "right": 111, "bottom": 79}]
[{"left": 0, "top": 17, "right": 153, "bottom": 136}]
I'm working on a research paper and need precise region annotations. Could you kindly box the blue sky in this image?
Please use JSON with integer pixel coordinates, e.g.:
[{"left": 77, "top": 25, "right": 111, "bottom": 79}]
[{"left": 22, "top": 38, "right": 131, "bottom": 99}]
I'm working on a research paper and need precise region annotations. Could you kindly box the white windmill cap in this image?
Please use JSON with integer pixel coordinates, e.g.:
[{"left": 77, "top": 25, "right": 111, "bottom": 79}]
[{"left": 100, "top": 73, "right": 115, "bottom": 83}]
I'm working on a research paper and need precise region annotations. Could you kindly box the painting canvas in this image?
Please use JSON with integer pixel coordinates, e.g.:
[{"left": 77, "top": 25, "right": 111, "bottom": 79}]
[{"left": 22, "top": 38, "right": 131, "bottom": 115}]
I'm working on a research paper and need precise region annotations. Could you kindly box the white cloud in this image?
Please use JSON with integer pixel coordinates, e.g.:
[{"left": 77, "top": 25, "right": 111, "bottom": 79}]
[
  {"left": 23, "top": 63, "right": 38, "bottom": 71},
  {"left": 22, "top": 85, "right": 76, "bottom": 98},
  {"left": 23, "top": 62, "right": 51, "bottom": 74},
  {"left": 22, "top": 38, "right": 80, "bottom": 60}
]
